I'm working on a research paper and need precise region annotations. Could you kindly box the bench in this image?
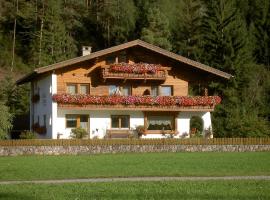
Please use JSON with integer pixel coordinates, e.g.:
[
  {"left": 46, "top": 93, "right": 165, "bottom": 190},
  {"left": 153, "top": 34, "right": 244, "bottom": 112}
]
[{"left": 106, "top": 129, "right": 133, "bottom": 139}]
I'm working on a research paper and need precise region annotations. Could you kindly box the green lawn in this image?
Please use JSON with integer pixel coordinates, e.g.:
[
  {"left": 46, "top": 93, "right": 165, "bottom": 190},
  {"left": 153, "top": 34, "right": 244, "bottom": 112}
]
[
  {"left": 0, "top": 152, "right": 269, "bottom": 181},
  {"left": 0, "top": 180, "right": 270, "bottom": 200}
]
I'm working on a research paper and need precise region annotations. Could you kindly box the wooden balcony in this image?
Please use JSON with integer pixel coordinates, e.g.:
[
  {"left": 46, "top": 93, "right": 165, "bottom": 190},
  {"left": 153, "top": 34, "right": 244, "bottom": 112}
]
[
  {"left": 101, "top": 65, "right": 170, "bottom": 81},
  {"left": 53, "top": 94, "right": 221, "bottom": 112}
]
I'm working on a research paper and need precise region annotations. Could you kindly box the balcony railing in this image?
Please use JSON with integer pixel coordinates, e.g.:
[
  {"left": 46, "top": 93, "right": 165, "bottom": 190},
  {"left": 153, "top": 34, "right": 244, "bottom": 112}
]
[
  {"left": 53, "top": 94, "right": 221, "bottom": 112},
  {"left": 101, "top": 63, "right": 170, "bottom": 81}
]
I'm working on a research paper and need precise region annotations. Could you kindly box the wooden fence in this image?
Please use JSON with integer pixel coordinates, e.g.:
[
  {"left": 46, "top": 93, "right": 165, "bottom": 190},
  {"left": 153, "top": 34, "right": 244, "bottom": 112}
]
[{"left": 0, "top": 138, "right": 270, "bottom": 146}]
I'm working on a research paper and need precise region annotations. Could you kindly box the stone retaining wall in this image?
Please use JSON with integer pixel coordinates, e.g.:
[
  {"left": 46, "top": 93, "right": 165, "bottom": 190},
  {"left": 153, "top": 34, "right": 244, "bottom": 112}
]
[{"left": 0, "top": 145, "right": 269, "bottom": 156}]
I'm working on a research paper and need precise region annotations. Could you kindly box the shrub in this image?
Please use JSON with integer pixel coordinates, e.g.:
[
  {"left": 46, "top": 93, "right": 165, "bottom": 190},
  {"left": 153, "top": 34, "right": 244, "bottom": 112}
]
[
  {"left": 20, "top": 131, "right": 37, "bottom": 139},
  {"left": 70, "top": 127, "right": 88, "bottom": 139},
  {"left": 0, "top": 102, "right": 13, "bottom": 139},
  {"left": 135, "top": 125, "right": 145, "bottom": 137}
]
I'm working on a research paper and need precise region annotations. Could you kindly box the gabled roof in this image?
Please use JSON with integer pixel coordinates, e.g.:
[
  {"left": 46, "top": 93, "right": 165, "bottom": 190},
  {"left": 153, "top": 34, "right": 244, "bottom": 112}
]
[{"left": 17, "top": 39, "right": 232, "bottom": 84}]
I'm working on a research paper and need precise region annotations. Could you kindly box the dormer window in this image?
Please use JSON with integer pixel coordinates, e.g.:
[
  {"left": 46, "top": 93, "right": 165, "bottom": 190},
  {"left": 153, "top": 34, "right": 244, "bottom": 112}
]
[{"left": 106, "top": 55, "right": 115, "bottom": 65}]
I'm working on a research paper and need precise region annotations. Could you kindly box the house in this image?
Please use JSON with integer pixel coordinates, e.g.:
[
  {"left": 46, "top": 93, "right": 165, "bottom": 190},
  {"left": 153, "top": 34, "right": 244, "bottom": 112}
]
[{"left": 17, "top": 40, "right": 232, "bottom": 139}]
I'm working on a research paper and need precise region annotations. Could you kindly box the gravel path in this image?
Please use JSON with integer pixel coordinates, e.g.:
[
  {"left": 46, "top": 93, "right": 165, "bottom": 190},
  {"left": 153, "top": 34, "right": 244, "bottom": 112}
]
[{"left": 1, "top": 176, "right": 270, "bottom": 185}]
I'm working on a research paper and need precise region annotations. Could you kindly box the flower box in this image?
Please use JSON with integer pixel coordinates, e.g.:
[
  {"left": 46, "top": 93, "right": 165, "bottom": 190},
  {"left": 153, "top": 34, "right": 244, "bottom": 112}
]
[{"left": 52, "top": 94, "right": 221, "bottom": 107}]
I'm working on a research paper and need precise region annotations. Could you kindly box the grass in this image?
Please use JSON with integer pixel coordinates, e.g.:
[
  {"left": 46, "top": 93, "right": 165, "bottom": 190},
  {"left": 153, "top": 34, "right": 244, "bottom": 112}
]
[
  {"left": 0, "top": 152, "right": 269, "bottom": 181},
  {"left": 0, "top": 180, "right": 269, "bottom": 200}
]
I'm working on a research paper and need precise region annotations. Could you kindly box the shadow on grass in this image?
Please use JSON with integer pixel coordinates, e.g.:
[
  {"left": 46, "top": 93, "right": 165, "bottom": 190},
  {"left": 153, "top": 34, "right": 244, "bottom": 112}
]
[{"left": 0, "top": 192, "right": 33, "bottom": 200}]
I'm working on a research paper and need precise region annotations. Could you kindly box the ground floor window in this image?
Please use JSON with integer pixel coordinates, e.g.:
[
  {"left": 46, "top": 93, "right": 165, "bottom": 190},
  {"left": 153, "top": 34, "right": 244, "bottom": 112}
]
[
  {"left": 66, "top": 114, "right": 89, "bottom": 131},
  {"left": 147, "top": 115, "right": 174, "bottom": 130},
  {"left": 111, "top": 115, "right": 130, "bottom": 129}
]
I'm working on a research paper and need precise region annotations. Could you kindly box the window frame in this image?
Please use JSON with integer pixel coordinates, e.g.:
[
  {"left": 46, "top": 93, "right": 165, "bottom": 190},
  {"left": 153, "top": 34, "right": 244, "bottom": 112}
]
[
  {"left": 109, "top": 85, "right": 132, "bottom": 96},
  {"left": 160, "top": 85, "right": 173, "bottom": 96},
  {"left": 66, "top": 114, "right": 89, "bottom": 131},
  {"left": 66, "top": 83, "right": 90, "bottom": 95},
  {"left": 144, "top": 112, "right": 177, "bottom": 134},
  {"left": 111, "top": 115, "right": 130, "bottom": 129},
  {"left": 66, "top": 83, "right": 77, "bottom": 94},
  {"left": 79, "top": 84, "right": 90, "bottom": 95}
]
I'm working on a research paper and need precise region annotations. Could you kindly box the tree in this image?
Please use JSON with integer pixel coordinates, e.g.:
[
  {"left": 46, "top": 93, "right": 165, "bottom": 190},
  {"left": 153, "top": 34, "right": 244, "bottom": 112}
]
[
  {"left": 88, "top": 0, "right": 137, "bottom": 47},
  {"left": 0, "top": 102, "right": 13, "bottom": 139},
  {"left": 173, "top": 0, "right": 204, "bottom": 60},
  {"left": 141, "top": 6, "right": 172, "bottom": 50},
  {"left": 30, "top": 0, "right": 77, "bottom": 66}
]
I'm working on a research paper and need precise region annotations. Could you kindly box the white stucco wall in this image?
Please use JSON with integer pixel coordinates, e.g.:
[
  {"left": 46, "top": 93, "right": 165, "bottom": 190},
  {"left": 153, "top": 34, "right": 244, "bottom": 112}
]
[
  {"left": 54, "top": 109, "right": 212, "bottom": 139},
  {"left": 177, "top": 111, "right": 212, "bottom": 138},
  {"left": 31, "top": 74, "right": 55, "bottom": 139},
  {"left": 56, "top": 110, "right": 144, "bottom": 139}
]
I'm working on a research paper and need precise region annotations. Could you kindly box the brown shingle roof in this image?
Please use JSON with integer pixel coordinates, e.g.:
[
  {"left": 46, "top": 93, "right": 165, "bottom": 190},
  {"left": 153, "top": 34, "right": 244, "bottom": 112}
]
[{"left": 16, "top": 39, "right": 232, "bottom": 84}]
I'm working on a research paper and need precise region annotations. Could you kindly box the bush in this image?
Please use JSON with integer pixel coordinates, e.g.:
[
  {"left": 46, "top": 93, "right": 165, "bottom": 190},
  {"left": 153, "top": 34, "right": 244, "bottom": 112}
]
[
  {"left": 20, "top": 131, "right": 36, "bottom": 139},
  {"left": 135, "top": 125, "right": 145, "bottom": 137},
  {"left": 0, "top": 102, "right": 13, "bottom": 139},
  {"left": 190, "top": 116, "right": 203, "bottom": 133},
  {"left": 70, "top": 127, "right": 88, "bottom": 139}
]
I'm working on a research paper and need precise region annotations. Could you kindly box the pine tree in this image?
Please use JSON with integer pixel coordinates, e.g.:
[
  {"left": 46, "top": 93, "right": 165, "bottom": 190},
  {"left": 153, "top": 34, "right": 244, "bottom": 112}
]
[
  {"left": 173, "top": 0, "right": 204, "bottom": 60},
  {"left": 31, "top": 0, "right": 77, "bottom": 66},
  {"left": 88, "top": 0, "right": 137, "bottom": 47},
  {"left": 141, "top": 7, "right": 172, "bottom": 50}
]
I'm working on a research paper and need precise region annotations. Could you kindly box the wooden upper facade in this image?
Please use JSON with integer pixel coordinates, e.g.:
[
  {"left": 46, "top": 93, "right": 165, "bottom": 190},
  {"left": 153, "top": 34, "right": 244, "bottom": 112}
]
[{"left": 17, "top": 40, "right": 232, "bottom": 111}]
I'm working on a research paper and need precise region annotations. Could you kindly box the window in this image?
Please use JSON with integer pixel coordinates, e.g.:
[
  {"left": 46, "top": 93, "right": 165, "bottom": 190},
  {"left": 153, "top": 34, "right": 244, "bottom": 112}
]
[
  {"left": 122, "top": 86, "right": 131, "bottom": 96},
  {"left": 109, "top": 85, "right": 120, "bottom": 95},
  {"left": 147, "top": 115, "right": 174, "bottom": 130},
  {"left": 80, "top": 84, "right": 89, "bottom": 94},
  {"left": 160, "top": 86, "right": 172, "bottom": 96},
  {"left": 66, "top": 115, "right": 89, "bottom": 130},
  {"left": 151, "top": 86, "right": 158, "bottom": 96},
  {"left": 119, "top": 51, "right": 127, "bottom": 63},
  {"left": 111, "top": 115, "right": 130, "bottom": 129},
  {"left": 66, "top": 83, "right": 90, "bottom": 94},
  {"left": 106, "top": 55, "right": 115, "bottom": 64},
  {"left": 66, "top": 115, "right": 77, "bottom": 128},
  {"left": 67, "top": 84, "right": 77, "bottom": 94},
  {"left": 109, "top": 85, "right": 131, "bottom": 96}
]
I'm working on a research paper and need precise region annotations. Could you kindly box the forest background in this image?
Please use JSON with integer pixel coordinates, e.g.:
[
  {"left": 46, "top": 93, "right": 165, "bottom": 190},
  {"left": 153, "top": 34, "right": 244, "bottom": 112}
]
[{"left": 0, "top": 0, "right": 269, "bottom": 138}]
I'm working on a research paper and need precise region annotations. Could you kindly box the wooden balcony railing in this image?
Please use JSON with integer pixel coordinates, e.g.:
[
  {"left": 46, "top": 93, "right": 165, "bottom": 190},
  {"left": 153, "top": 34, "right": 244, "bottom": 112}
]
[{"left": 101, "top": 65, "right": 170, "bottom": 81}]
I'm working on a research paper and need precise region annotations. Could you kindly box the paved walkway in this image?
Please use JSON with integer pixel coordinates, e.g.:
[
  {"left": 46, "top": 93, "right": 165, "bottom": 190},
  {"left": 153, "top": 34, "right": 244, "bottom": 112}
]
[{"left": 1, "top": 176, "right": 270, "bottom": 185}]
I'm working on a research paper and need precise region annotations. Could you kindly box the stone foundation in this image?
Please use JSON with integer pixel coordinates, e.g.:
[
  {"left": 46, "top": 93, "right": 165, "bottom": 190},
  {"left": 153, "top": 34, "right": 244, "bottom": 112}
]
[{"left": 0, "top": 145, "right": 269, "bottom": 156}]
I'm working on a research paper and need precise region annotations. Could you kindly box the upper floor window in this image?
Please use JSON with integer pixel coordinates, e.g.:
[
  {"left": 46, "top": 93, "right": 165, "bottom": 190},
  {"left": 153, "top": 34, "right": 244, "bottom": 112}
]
[
  {"left": 150, "top": 85, "right": 173, "bottom": 96},
  {"left": 109, "top": 85, "right": 131, "bottom": 96},
  {"left": 119, "top": 51, "right": 127, "bottom": 63},
  {"left": 66, "top": 83, "right": 90, "bottom": 95},
  {"left": 160, "top": 86, "right": 172, "bottom": 96},
  {"left": 106, "top": 55, "right": 115, "bottom": 65},
  {"left": 67, "top": 84, "right": 77, "bottom": 94},
  {"left": 80, "top": 84, "right": 89, "bottom": 95},
  {"left": 151, "top": 86, "right": 158, "bottom": 96}
]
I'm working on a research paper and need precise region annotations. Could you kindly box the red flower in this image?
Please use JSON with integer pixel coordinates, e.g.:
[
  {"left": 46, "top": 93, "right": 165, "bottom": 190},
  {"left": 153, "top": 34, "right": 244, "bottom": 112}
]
[
  {"left": 52, "top": 94, "right": 222, "bottom": 107},
  {"left": 109, "top": 63, "right": 162, "bottom": 74}
]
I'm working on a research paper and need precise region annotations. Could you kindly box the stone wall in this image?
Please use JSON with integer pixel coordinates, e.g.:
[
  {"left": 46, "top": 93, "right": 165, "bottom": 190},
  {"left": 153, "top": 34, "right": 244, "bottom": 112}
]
[{"left": 0, "top": 145, "right": 269, "bottom": 156}]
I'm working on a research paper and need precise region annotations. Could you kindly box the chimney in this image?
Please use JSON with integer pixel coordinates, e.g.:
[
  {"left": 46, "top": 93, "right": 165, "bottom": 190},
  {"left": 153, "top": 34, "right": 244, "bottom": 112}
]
[{"left": 82, "top": 46, "right": 92, "bottom": 56}]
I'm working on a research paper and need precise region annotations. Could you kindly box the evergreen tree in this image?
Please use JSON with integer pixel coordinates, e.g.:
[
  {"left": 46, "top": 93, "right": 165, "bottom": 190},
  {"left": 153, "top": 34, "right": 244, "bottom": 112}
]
[
  {"left": 173, "top": 0, "right": 204, "bottom": 60},
  {"left": 31, "top": 0, "right": 77, "bottom": 66},
  {"left": 88, "top": 0, "right": 137, "bottom": 47},
  {"left": 141, "top": 7, "right": 172, "bottom": 50}
]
